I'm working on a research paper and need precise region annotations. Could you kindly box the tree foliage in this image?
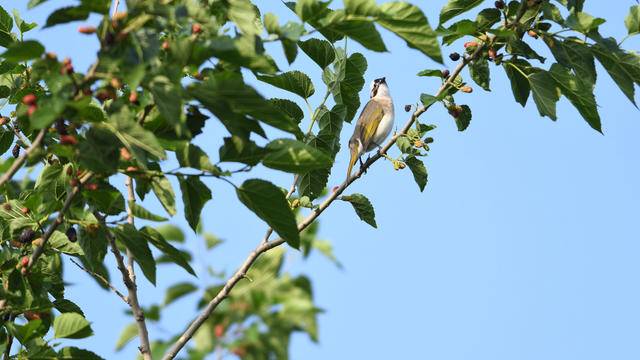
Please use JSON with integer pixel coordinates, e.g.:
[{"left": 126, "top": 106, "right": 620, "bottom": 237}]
[{"left": 0, "top": 0, "right": 637, "bottom": 359}]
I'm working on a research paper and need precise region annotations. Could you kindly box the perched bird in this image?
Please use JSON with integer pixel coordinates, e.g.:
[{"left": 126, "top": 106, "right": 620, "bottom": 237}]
[{"left": 346, "top": 77, "right": 395, "bottom": 179}]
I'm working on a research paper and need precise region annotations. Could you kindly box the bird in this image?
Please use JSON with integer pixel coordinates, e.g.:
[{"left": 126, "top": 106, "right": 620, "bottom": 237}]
[{"left": 346, "top": 77, "right": 395, "bottom": 180}]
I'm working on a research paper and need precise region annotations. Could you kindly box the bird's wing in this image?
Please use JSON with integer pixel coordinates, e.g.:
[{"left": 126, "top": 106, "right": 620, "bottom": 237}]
[{"left": 352, "top": 99, "right": 385, "bottom": 151}]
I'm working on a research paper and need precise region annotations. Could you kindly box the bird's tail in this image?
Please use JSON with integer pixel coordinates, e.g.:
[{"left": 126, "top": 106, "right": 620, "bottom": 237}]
[{"left": 347, "top": 147, "right": 358, "bottom": 181}]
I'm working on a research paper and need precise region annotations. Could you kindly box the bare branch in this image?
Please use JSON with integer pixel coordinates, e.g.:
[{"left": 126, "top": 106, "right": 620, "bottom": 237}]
[
  {"left": 68, "top": 257, "right": 128, "bottom": 304},
  {"left": 161, "top": 41, "right": 487, "bottom": 360},
  {"left": 0, "top": 129, "right": 47, "bottom": 188}
]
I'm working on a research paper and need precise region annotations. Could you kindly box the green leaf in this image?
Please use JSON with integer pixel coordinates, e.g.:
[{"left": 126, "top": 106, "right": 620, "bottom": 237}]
[
  {"left": 298, "top": 38, "right": 335, "bottom": 69},
  {"left": 439, "top": 0, "right": 484, "bottom": 26},
  {"left": 53, "top": 313, "right": 93, "bottom": 339},
  {"left": 176, "top": 143, "right": 218, "bottom": 174},
  {"left": 476, "top": 8, "right": 501, "bottom": 29},
  {"left": 149, "top": 75, "right": 185, "bottom": 137},
  {"left": 108, "top": 108, "right": 166, "bottom": 162},
  {"left": 565, "top": 12, "right": 605, "bottom": 33},
  {"left": 344, "top": 0, "right": 380, "bottom": 16},
  {"left": 528, "top": 71, "right": 561, "bottom": 120},
  {"left": 236, "top": 179, "right": 300, "bottom": 248},
  {"left": 84, "top": 183, "right": 125, "bottom": 215},
  {"left": 114, "top": 224, "right": 156, "bottom": 285},
  {"left": 625, "top": 5, "right": 640, "bottom": 34},
  {"left": 0, "top": 129, "right": 15, "bottom": 156},
  {"left": 469, "top": 57, "right": 490, "bottom": 91},
  {"left": 591, "top": 44, "right": 637, "bottom": 105},
  {"left": 163, "top": 282, "right": 198, "bottom": 306},
  {"left": 263, "top": 139, "right": 332, "bottom": 173},
  {"left": 115, "top": 323, "right": 138, "bottom": 351},
  {"left": 298, "top": 105, "right": 345, "bottom": 200},
  {"left": 420, "top": 93, "right": 440, "bottom": 108},
  {"left": 48, "top": 230, "right": 83, "bottom": 256},
  {"left": 178, "top": 176, "right": 211, "bottom": 232},
  {"left": 544, "top": 37, "right": 596, "bottom": 86},
  {"left": 503, "top": 59, "right": 531, "bottom": 107},
  {"left": 1, "top": 40, "right": 44, "bottom": 62},
  {"left": 228, "top": 0, "right": 261, "bottom": 36},
  {"left": 58, "top": 347, "right": 105, "bottom": 360},
  {"left": 257, "top": 71, "right": 315, "bottom": 99},
  {"left": 208, "top": 35, "right": 278, "bottom": 74},
  {"left": 219, "top": 136, "right": 265, "bottom": 166},
  {"left": 548, "top": 63, "right": 601, "bottom": 132},
  {"left": 151, "top": 174, "right": 176, "bottom": 216},
  {"left": 78, "top": 126, "right": 120, "bottom": 173},
  {"left": 405, "top": 156, "right": 428, "bottom": 192},
  {"left": 507, "top": 38, "right": 545, "bottom": 62},
  {"left": 130, "top": 202, "right": 168, "bottom": 222},
  {"left": 53, "top": 299, "right": 84, "bottom": 316},
  {"left": 270, "top": 98, "right": 304, "bottom": 124},
  {"left": 454, "top": 105, "right": 472, "bottom": 131},
  {"left": 417, "top": 69, "right": 442, "bottom": 77},
  {"left": 320, "top": 10, "right": 387, "bottom": 51},
  {"left": 0, "top": 6, "right": 13, "bottom": 32},
  {"left": 13, "top": 10, "right": 37, "bottom": 34},
  {"left": 377, "top": 2, "right": 442, "bottom": 63},
  {"left": 140, "top": 226, "right": 195, "bottom": 276},
  {"left": 340, "top": 193, "right": 377, "bottom": 228},
  {"left": 325, "top": 51, "right": 368, "bottom": 122},
  {"left": 44, "top": 6, "right": 89, "bottom": 28}
]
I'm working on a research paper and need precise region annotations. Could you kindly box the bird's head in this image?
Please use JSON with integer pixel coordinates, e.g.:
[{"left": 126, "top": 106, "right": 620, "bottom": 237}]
[{"left": 369, "top": 77, "right": 389, "bottom": 98}]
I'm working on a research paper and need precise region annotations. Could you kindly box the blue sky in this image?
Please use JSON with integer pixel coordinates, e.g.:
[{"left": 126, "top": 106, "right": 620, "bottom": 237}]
[{"left": 3, "top": 0, "right": 640, "bottom": 359}]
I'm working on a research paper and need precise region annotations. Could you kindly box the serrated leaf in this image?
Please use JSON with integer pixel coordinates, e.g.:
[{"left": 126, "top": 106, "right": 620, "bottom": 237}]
[
  {"left": 454, "top": 105, "right": 472, "bottom": 131},
  {"left": 548, "top": 63, "right": 601, "bottom": 132},
  {"left": 115, "top": 323, "right": 137, "bottom": 351},
  {"left": 236, "top": 179, "right": 300, "bottom": 248},
  {"left": 44, "top": 6, "right": 89, "bottom": 28},
  {"left": 58, "top": 347, "right": 105, "bottom": 360},
  {"left": 48, "top": 230, "right": 83, "bottom": 256},
  {"left": 270, "top": 98, "right": 304, "bottom": 124},
  {"left": 1, "top": 40, "right": 44, "bottom": 62},
  {"left": 140, "top": 226, "right": 195, "bottom": 276},
  {"left": 263, "top": 139, "right": 332, "bottom": 173},
  {"left": 298, "top": 105, "right": 345, "bottom": 200},
  {"left": 0, "top": 6, "right": 12, "bottom": 33},
  {"left": 151, "top": 174, "right": 176, "bottom": 216},
  {"left": 340, "top": 193, "right": 377, "bottom": 228},
  {"left": 326, "top": 51, "right": 368, "bottom": 122},
  {"left": 163, "top": 282, "right": 198, "bottom": 306},
  {"left": 219, "top": 136, "right": 265, "bottom": 166},
  {"left": 178, "top": 176, "right": 211, "bottom": 232},
  {"left": 298, "top": 38, "right": 335, "bottom": 69},
  {"left": 507, "top": 38, "right": 545, "bottom": 62},
  {"left": 625, "top": 5, "right": 640, "bottom": 34},
  {"left": 439, "top": 0, "right": 484, "bottom": 26},
  {"left": 528, "top": 71, "right": 561, "bottom": 120},
  {"left": 176, "top": 143, "right": 218, "bottom": 174},
  {"left": 544, "top": 37, "right": 596, "bottom": 86},
  {"left": 257, "top": 71, "right": 315, "bottom": 99},
  {"left": 228, "top": 0, "right": 261, "bottom": 36},
  {"left": 405, "top": 156, "right": 428, "bottom": 191},
  {"left": 149, "top": 75, "right": 185, "bottom": 137},
  {"left": 591, "top": 43, "right": 637, "bottom": 105},
  {"left": 503, "top": 59, "right": 531, "bottom": 107},
  {"left": 53, "top": 299, "right": 84, "bottom": 316},
  {"left": 108, "top": 108, "right": 166, "bottom": 162},
  {"left": 378, "top": 2, "right": 442, "bottom": 63},
  {"left": 114, "top": 224, "right": 156, "bottom": 285},
  {"left": 130, "top": 202, "right": 168, "bottom": 222},
  {"left": 565, "top": 12, "right": 605, "bottom": 33},
  {"left": 469, "top": 57, "right": 490, "bottom": 91},
  {"left": 420, "top": 93, "right": 440, "bottom": 108},
  {"left": 53, "top": 313, "right": 93, "bottom": 339},
  {"left": 321, "top": 11, "right": 387, "bottom": 51}
]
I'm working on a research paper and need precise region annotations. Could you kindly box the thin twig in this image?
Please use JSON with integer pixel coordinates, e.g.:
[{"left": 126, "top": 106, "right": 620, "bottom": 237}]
[
  {"left": 0, "top": 128, "right": 46, "bottom": 188},
  {"left": 116, "top": 176, "right": 153, "bottom": 360},
  {"left": 27, "top": 171, "right": 93, "bottom": 268},
  {"left": 3, "top": 316, "right": 14, "bottom": 360},
  {"left": 112, "top": 0, "right": 120, "bottom": 17},
  {"left": 161, "top": 40, "right": 488, "bottom": 360},
  {"left": 68, "top": 257, "right": 128, "bottom": 304}
]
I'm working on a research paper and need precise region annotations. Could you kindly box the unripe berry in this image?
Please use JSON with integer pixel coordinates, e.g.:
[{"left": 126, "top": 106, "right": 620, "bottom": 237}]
[
  {"left": 527, "top": 30, "right": 539, "bottom": 39},
  {"left": 214, "top": 324, "right": 224, "bottom": 337},
  {"left": 192, "top": 23, "right": 202, "bottom": 34},
  {"left": 21, "top": 267, "right": 28, "bottom": 276},
  {"left": 110, "top": 78, "right": 122, "bottom": 89},
  {"left": 441, "top": 69, "right": 450, "bottom": 78},
  {"left": 70, "top": 178, "right": 79, "bottom": 187},
  {"left": 449, "top": 52, "right": 461, "bottom": 61},
  {"left": 59, "top": 134, "right": 78, "bottom": 145},
  {"left": 464, "top": 41, "right": 478, "bottom": 49},
  {"left": 20, "top": 207, "right": 30, "bottom": 215},
  {"left": 413, "top": 140, "right": 424, "bottom": 148},
  {"left": 120, "top": 147, "right": 132, "bottom": 161},
  {"left": 488, "top": 48, "right": 497, "bottom": 60},
  {"left": 21, "top": 256, "right": 29, "bottom": 267},
  {"left": 0, "top": 116, "right": 9, "bottom": 126},
  {"left": 128, "top": 91, "right": 139, "bottom": 104},
  {"left": 162, "top": 40, "right": 170, "bottom": 50},
  {"left": 31, "top": 237, "right": 44, "bottom": 248},
  {"left": 126, "top": 166, "right": 139, "bottom": 172},
  {"left": 78, "top": 26, "right": 96, "bottom": 34},
  {"left": 461, "top": 86, "right": 473, "bottom": 93},
  {"left": 27, "top": 105, "right": 37, "bottom": 117},
  {"left": 85, "top": 183, "right": 99, "bottom": 191},
  {"left": 22, "top": 94, "right": 37, "bottom": 106},
  {"left": 45, "top": 52, "right": 57, "bottom": 60}
]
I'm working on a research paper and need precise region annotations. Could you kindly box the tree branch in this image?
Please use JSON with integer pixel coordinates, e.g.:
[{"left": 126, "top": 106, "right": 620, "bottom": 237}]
[
  {"left": 27, "top": 171, "right": 93, "bottom": 268},
  {"left": 116, "top": 176, "right": 153, "bottom": 360},
  {"left": 68, "top": 257, "right": 128, "bottom": 304},
  {"left": 161, "top": 42, "right": 487, "bottom": 360},
  {"left": 0, "top": 128, "right": 46, "bottom": 188}
]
